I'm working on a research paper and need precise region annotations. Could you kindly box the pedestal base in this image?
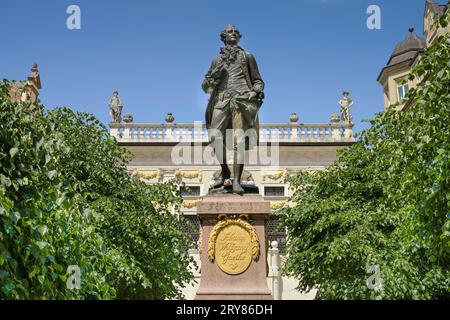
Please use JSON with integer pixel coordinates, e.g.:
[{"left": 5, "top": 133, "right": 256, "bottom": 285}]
[
  {"left": 195, "top": 194, "right": 273, "bottom": 300},
  {"left": 195, "top": 294, "right": 272, "bottom": 300}
]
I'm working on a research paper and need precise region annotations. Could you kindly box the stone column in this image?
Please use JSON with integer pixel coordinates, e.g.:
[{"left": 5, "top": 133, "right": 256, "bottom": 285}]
[
  {"left": 123, "top": 126, "right": 131, "bottom": 141},
  {"left": 109, "top": 126, "right": 119, "bottom": 139},
  {"left": 195, "top": 194, "right": 273, "bottom": 300},
  {"left": 165, "top": 124, "right": 174, "bottom": 141},
  {"left": 343, "top": 122, "right": 355, "bottom": 141},
  {"left": 330, "top": 113, "right": 341, "bottom": 142},
  {"left": 268, "top": 241, "right": 282, "bottom": 300}
]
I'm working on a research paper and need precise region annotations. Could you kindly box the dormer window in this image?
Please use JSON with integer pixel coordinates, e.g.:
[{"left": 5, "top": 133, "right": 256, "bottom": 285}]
[
  {"left": 396, "top": 79, "right": 410, "bottom": 102},
  {"left": 377, "top": 28, "right": 425, "bottom": 110}
]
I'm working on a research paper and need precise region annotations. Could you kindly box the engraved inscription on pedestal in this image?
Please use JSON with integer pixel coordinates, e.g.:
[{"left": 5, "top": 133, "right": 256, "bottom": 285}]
[
  {"left": 195, "top": 195, "right": 272, "bottom": 300},
  {"left": 216, "top": 224, "right": 252, "bottom": 275},
  {"left": 207, "top": 215, "right": 260, "bottom": 275}
]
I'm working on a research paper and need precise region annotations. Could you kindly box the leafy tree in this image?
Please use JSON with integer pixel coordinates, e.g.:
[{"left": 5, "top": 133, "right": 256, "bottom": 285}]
[
  {"left": 0, "top": 82, "right": 194, "bottom": 299},
  {"left": 0, "top": 83, "right": 114, "bottom": 299},
  {"left": 47, "top": 108, "right": 195, "bottom": 299},
  {"left": 279, "top": 13, "right": 449, "bottom": 299}
]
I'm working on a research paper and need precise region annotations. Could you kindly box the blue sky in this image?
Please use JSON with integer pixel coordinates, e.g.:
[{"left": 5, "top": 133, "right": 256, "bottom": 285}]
[{"left": 0, "top": 0, "right": 433, "bottom": 132}]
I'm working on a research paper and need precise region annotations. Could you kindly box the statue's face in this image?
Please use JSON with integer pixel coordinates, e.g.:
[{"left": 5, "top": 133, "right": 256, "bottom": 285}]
[{"left": 224, "top": 28, "right": 240, "bottom": 45}]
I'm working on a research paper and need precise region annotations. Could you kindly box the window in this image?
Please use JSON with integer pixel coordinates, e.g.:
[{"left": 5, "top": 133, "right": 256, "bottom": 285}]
[
  {"left": 181, "top": 215, "right": 200, "bottom": 250},
  {"left": 396, "top": 79, "right": 410, "bottom": 102},
  {"left": 264, "top": 186, "right": 285, "bottom": 197},
  {"left": 267, "top": 216, "right": 286, "bottom": 255},
  {"left": 179, "top": 186, "right": 201, "bottom": 196}
]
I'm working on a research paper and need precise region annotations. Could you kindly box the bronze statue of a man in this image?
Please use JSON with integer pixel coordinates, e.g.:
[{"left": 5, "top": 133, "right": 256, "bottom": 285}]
[{"left": 203, "top": 25, "right": 264, "bottom": 194}]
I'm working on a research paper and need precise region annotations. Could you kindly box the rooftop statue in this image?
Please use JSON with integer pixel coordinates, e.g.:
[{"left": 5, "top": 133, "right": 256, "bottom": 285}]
[
  {"left": 339, "top": 91, "right": 354, "bottom": 123},
  {"left": 203, "top": 25, "right": 264, "bottom": 195},
  {"left": 109, "top": 90, "right": 123, "bottom": 123}
]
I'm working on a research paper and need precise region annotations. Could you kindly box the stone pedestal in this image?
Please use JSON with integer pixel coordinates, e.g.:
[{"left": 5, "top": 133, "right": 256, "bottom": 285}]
[{"left": 195, "top": 194, "right": 273, "bottom": 300}]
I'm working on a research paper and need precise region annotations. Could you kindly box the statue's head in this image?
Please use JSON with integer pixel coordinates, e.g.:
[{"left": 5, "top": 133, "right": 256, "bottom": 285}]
[
  {"left": 343, "top": 91, "right": 350, "bottom": 97},
  {"left": 113, "top": 90, "right": 119, "bottom": 97},
  {"left": 220, "top": 24, "right": 242, "bottom": 46}
]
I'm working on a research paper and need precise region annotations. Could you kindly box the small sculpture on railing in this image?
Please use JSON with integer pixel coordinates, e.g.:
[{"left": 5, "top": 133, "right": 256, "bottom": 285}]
[
  {"left": 123, "top": 114, "right": 133, "bottom": 123},
  {"left": 109, "top": 90, "right": 123, "bottom": 123},
  {"left": 165, "top": 112, "right": 175, "bottom": 123},
  {"left": 330, "top": 113, "right": 340, "bottom": 123},
  {"left": 289, "top": 112, "right": 299, "bottom": 123},
  {"left": 339, "top": 91, "right": 354, "bottom": 123}
]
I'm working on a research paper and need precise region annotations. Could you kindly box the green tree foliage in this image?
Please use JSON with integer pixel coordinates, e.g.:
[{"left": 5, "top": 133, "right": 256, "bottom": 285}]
[
  {"left": 47, "top": 108, "right": 194, "bottom": 299},
  {"left": 0, "top": 85, "right": 114, "bottom": 299},
  {"left": 280, "top": 15, "right": 449, "bottom": 299},
  {"left": 0, "top": 82, "right": 194, "bottom": 299}
]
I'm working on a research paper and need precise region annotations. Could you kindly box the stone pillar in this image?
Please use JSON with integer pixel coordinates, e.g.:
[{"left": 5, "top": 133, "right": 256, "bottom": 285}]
[
  {"left": 195, "top": 194, "right": 273, "bottom": 300},
  {"left": 268, "top": 241, "right": 282, "bottom": 300},
  {"left": 165, "top": 124, "right": 174, "bottom": 141},
  {"left": 330, "top": 113, "right": 341, "bottom": 142},
  {"left": 343, "top": 122, "right": 355, "bottom": 141},
  {"left": 109, "top": 127, "right": 119, "bottom": 139},
  {"left": 123, "top": 126, "right": 131, "bottom": 141}
]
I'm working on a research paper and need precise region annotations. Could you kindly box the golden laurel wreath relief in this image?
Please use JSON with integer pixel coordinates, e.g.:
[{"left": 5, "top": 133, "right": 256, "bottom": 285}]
[
  {"left": 208, "top": 215, "right": 260, "bottom": 275},
  {"left": 262, "top": 170, "right": 287, "bottom": 182},
  {"left": 175, "top": 170, "right": 203, "bottom": 182},
  {"left": 131, "top": 169, "right": 161, "bottom": 181},
  {"left": 181, "top": 199, "right": 203, "bottom": 208}
]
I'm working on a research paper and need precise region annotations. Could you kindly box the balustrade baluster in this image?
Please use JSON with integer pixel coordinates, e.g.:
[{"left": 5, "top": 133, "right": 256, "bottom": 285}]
[{"left": 111, "top": 122, "right": 353, "bottom": 144}]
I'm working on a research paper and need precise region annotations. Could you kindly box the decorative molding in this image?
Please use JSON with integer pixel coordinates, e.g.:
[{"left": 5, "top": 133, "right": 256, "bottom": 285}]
[
  {"left": 198, "top": 201, "right": 270, "bottom": 214},
  {"left": 270, "top": 201, "right": 288, "bottom": 210},
  {"left": 262, "top": 170, "right": 287, "bottom": 182},
  {"left": 132, "top": 169, "right": 161, "bottom": 181},
  {"left": 198, "top": 225, "right": 203, "bottom": 255},
  {"left": 175, "top": 170, "right": 203, "bottom": 182},
  {"left": 182, "top": 199, "right": 203, "bottom": 208}
]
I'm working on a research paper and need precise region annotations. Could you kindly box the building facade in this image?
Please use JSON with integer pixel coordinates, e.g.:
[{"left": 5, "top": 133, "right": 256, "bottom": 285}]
[
  {"left": 109, "top": 115, "right": 355, "bottom": 299},
  {"left": 377, "top": 0, "right": 449, "bottom": 110}
]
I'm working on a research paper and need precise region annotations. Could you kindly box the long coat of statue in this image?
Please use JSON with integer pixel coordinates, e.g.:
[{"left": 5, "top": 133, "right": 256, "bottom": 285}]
[{"left": 203, "top": 47, "right": 264, "bottom": 150}]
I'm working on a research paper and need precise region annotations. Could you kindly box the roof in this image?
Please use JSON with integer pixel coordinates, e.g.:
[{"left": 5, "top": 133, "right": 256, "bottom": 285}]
[
  {"left": 377, "top": 32, "right": 426, "bottom": 82},
  {"left": 424, "top": 0, "right": 449, "bottom": 18},
  {"left": 377, "top": 33, "right": 426, "bottom": 81},
  {"left": 387, "top": 33, "right": 426, "bottom": 66},
  {"left": 377, "top": 1, "right": 448, "bottom": 83}
]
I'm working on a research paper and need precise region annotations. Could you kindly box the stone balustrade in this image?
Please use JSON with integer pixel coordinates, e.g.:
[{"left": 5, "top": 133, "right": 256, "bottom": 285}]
[{"left": 109, "top": 122, "right": 355, "bottom": 143}]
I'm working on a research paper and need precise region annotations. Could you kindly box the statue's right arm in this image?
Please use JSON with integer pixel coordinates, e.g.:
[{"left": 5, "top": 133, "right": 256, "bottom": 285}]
[{"left": 202, "top": 58, "right": 220, "bottom": 93}]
